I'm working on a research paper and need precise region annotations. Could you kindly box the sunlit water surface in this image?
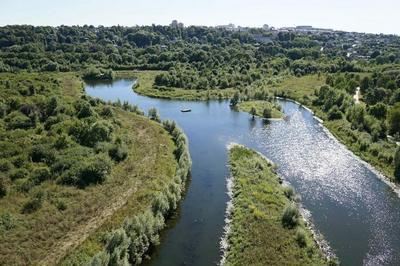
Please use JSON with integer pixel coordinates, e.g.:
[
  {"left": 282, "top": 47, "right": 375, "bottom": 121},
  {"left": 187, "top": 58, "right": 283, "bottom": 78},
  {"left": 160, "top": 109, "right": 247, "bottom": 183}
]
[{"left": 86, "top": 79, "right": 400, "bottom": 266}]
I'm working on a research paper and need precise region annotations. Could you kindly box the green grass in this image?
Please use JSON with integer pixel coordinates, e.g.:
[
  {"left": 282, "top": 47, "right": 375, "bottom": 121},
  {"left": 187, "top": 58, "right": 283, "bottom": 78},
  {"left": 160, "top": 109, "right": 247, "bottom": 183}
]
[
  {"left": 270, "top": 74, "right": 326, "bottom": 102},
  {"left": 237, "top": 100, "right": 284, "bottom": 119},
  {"left": 117, "top": 70, "right": 237, "bottom": 101},
  {"left": 0, "top": 72, "right": 180, "bottom": 265},
  {"left": 224, "top": 145, "right": 328, "bottom": 266}
]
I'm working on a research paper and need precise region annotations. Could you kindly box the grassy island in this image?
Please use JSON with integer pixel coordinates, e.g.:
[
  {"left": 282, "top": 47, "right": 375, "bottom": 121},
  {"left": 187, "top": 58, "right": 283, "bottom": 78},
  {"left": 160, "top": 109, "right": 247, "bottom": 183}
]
[
  {"left": 237, "top": 100, "right": 284, "bottom": 119},
  {"left": 223, "top": 145, "right": 330, "bottom": 266},
  {"left": 128, "top": 71, "right": 236, "bottom": 101}
]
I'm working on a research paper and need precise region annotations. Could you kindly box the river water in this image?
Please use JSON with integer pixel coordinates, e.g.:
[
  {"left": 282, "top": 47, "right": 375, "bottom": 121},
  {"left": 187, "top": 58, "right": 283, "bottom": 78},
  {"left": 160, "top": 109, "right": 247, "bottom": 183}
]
[{"left": 85, "top": 79, "right": 400, "bottom": 266}]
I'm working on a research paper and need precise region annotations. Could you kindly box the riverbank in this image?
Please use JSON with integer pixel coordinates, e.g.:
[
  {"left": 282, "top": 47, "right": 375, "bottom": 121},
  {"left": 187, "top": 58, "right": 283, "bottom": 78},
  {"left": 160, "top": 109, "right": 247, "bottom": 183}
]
[
  {"left": 237, "top": 100, "right": 284, "bottom": 119},
  {"left": 59, "top": 77, "right": 191, "bottom": 265},
  {"left": 260, "top": 74, "right": 397, "bottom": 183},
  {"left": 221, "top": 144, "right": 330, "bottom": 265}
]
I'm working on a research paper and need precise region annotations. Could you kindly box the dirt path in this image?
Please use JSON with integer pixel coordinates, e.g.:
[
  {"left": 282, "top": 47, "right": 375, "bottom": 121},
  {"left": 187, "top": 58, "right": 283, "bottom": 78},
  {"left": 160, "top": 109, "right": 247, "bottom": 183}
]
[
  {"left": 39, "top": 185, "right": 136, "bottom": 266},
  {"left": 353, "top": 87, "right": 361, "bottom": 104}
]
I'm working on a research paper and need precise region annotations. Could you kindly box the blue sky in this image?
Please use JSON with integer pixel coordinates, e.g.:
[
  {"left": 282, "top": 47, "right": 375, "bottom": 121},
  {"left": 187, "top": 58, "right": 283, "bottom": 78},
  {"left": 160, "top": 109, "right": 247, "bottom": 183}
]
[{"left": 0, "top": 0, "right": 398, "bottom": 34}]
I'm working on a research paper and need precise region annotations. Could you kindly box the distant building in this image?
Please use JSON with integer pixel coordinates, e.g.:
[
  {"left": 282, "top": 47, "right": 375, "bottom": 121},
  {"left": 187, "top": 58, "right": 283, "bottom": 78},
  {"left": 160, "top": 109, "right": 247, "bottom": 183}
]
[
  {"left": 216, "top": 23, "right": 236, "bottom": 31},
  {"left": 170, "top": 20, "right": 184, "bottom": 28}
]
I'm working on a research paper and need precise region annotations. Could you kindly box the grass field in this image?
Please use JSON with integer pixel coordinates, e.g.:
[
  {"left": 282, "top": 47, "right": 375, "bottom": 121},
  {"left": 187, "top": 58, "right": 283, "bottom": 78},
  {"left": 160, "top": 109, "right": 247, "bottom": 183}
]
[
  {"left": 224, "top": 145, "right": 328, "bottom": 266},
  {"left": 237, "top": 100, "right": 284, "bottom": 119},
  {"left": 0, "top": 72, "right": 181, "bottom": 265}
]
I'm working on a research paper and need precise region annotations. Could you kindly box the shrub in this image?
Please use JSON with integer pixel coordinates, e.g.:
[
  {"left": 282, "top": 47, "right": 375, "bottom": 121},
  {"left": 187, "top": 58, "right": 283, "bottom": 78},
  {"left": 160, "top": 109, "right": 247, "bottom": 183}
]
[
  {"left": 56, "top": 199, "right": 67, "bottom": 211},
  {"left": 0, "top": 177, "right": 7, "bottom": 197},
  {"left": 148, "top": 108, "right": 160, "bottom": 122},
  {"left": 295, "top": 228, "right": 308, "bottom": 248},
  {"left": 22, "top": 191, "right": 44, "bottom": 214},
  {"left": 281, "top": 203, "right": 300, "bottom": 228},
  {"left": 394, "top": 147, "right": 400, "bottom": 182},
  {"left": 327, "top": 105, "right": 342, "bottom": 120},
  {"left": 283, "top": 186, "right": 295, "bottom": 200},
  {"left": 77, "top": 153, "right": 112, "bottom": 187},
  {"left": 263, "top": 107, "right": 272, "bottom": 119},
  {"left": 54, "top": 134, "right": 71, "bottom": 150},
  {"left": 30, "top": 144, "right": 55, "bottom": 164},
  {"left": 32, "top": 167, "right": 52, "bottom": 183},
  {"left": 0, "top": 159, "right": 12, "bottom": 172},
  {"left": 101, "top": 106, "right": 114, "bottom": 118},
  {"left": 108, "top": 144, "right": 128, "bottom": 162},
  {"left": 5, "top": 111, "right": 34, "bottom": 129},
  {"left": 105, "top": 229, "right": 130, "bottom": 266},
  {"left": 0, "top": 212, "right": 15, "bottom": 232},
  {"left": 368, "top": 103, "right": 387, "bottom": 119},
  {"left": 76, "top": 101, "right": 94, "bottom": 119},
  {"left": 10, "top": 168, "right": 29, "bottom": 181}
]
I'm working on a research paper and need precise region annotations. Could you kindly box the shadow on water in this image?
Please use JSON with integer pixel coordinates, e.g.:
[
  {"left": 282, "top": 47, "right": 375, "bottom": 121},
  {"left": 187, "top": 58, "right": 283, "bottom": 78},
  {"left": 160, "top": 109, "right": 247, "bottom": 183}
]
[{"left": 86, "top": 79, "right": 400, "bottom": 266}]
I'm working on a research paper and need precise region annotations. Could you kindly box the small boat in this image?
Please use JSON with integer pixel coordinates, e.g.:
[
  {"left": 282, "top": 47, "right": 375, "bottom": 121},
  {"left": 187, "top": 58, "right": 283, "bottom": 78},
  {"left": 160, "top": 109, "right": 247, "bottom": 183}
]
[{"left": 181, "top": 108, "right": 191, "bottom": 113}]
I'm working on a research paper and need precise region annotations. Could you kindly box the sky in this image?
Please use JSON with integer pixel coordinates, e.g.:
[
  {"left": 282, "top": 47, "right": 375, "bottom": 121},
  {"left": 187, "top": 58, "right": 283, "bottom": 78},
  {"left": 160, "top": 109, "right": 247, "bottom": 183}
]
[{"left": 0, "top": 0, "right": 398, "bottom": 35}]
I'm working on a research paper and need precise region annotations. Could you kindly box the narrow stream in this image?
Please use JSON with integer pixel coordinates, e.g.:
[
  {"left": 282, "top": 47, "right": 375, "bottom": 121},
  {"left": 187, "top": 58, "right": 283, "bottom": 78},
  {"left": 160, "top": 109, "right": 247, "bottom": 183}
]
[{"left": 86, "top": 79, "right": 400, "bottom": 266}]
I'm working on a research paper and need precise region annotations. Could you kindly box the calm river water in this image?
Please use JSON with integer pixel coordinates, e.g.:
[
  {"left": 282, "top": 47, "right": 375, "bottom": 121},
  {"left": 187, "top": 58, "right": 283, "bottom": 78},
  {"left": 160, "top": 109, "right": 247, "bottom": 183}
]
[{"left": 86, "top": 79, "right": 400, "bottom": 266}]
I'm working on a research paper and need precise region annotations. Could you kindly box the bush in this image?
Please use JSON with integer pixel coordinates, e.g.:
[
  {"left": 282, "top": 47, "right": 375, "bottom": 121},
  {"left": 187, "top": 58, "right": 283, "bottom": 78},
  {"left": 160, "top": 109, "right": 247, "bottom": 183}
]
[
  {"left": 77, "top": 153, "right": 112, "bottom": 187},
  {"left": 105, "top": 229, "right": 130, "bottom": 266},
  {"left": 281, "top": 203, "right": 300, "bottom": 228},
  {"left": 0, "top": 159, "right": 12, "bottom": 172},
  {"left": 148, "top": 108, "right": 160, "bottom": 122},
  {"left": 5, "top": 111, "right": 34, "bottom": 129},
  {"left": 76, "top": 101, "right": 94, "bottom": 119},
  {"left": 263, "top": 107, "right": 272, "bottom": 119},
  {"left": 101, "top": 106, "right": 114, "bottom": 118},
  {"left": 0, "top": 212, "right": 15, "bottom": 232},
  {"left": 10, "top": 168, "right": 29, "bottom": 180},
  {"left": 394, "top": 147, "right": 400, "bottom": 182},
  {"left": 32, "top": 167, "right": 52, "bottom": 183},
  {"left": 108, "top": 144, "right": 128, "bottom": 162},
  {"left": 283, "top": 186, "right": 295, "bottom": 200},
  {"left": 22, "top": 191, "right": 44, "bottom": 214},
  {"left": 0, "top": 177, "right": 7, "bottom": 197},
  {"left": 30, "top": 144, "right": 55, "bottom": 164},
  {"left": 295, "top": 228, "right": 308, "bottom": 248},
  {"left": 327, "top": 105, "right": 342, "bottom": 120}
]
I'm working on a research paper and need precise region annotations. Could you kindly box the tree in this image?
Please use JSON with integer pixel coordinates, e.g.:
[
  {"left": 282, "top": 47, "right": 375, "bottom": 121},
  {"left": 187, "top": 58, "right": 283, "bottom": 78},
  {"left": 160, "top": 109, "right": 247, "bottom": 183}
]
[
  {"left": 360, "top": 77, "right": 370, "bottom": 94},
  {"left": 230, "top": 92, "right": 240, "bottom": 106},
  {"left": 281, "top": 203, "right": 300, "bottom": 228},
  {"left": 394, "top": 147, "right": 400, "bottom": 181},
  {"left": 327, "top": 105, "right": 342, "bottom": 120},
  {"left": 388, "top": 103, "right": 400, "bottom": 136},
  {"left": 148, "top": 108, "right": 160, "bottom": 122},
  {"left": 250, "top": 106, "right": 257, "bottom": 119},
  {"left": 0, "top": 177, "right": 7, "bottom": 198},
  {"left": 368, "top": 103, "right": 387, "bottom": 119},
  {"left": 262, "top": 107, "right": 272, "bottom": 119},
  {"left": 346, "top": 105, "right": 365, "bottom": 130}
]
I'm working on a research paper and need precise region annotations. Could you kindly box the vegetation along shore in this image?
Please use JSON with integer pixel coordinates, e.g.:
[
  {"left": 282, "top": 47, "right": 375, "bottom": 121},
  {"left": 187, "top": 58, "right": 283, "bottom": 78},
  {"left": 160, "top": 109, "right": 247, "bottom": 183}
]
[{"left": 221, "top": 144, "right": 336, "bottom": 265}]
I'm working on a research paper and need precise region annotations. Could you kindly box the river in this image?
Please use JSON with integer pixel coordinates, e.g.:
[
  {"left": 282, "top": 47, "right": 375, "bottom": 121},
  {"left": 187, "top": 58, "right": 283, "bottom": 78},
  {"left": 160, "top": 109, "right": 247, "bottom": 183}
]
[{"left": 85, "top": 79, "right": 400, "bottom": 266}]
